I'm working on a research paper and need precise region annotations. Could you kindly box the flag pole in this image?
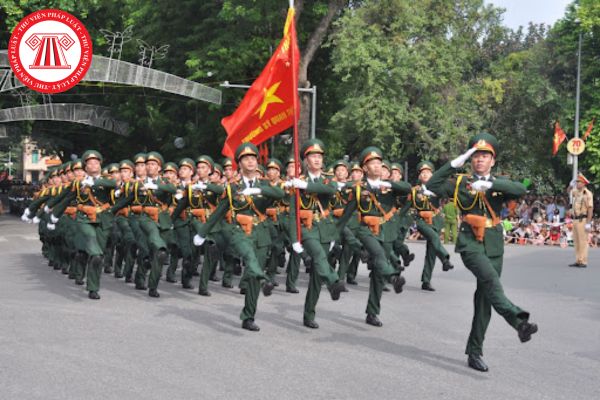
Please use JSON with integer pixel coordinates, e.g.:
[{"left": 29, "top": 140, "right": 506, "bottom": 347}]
[{"left": 290, "top": 0, "right": 302, "bottom": 244}]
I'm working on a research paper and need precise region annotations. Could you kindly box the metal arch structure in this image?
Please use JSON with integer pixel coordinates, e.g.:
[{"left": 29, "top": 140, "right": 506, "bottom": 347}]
[
  {"left": 0, "top": 104, "right": 130, "bottom": 136},
  {"left": 0, "top": 51, "right": 222, "bottom": 104}
]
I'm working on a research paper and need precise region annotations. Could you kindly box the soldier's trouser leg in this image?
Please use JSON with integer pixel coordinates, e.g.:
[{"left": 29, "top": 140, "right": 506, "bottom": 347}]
[
  {"left": 139, "top": 216, "right": 168, "bottom": 290},
  {"left": 462, "top": 251, "right": 529, "bottom": 356},
  {"left": 240, "top": 245, "right": 269, "bottom": 321},
  {"left": 356, "top": 229, "right": 397, "bottom": 316},
  {"left": 303, "top": 238, "right": 338, "bottom": 322},
  {"left": 114, "top": 216, "right": 135, "bottom": 278},
  {"left": 573, "top": 219, "right": 588, "bottom": 264},
  {"left": 77, "top": 223, "right": 106, "bottom": 292},
  {"left": 175, "top": 224, "right": 194, "bottom": 286},
  {"left": 418, "top": 221, "right": 449, "bottom": 284},
  {"left": 166, "top": 244, "right": 179, "bottom": 282},
  {"left": 338, "top": 227, "right": 360, "bottom": 280},
  {"left": 286, "top": 251, "right": 300, "bottom": 290},
  {"left": 222, "top": 252, "right": 235, "bottom": 287},
  {"left": 129, "top": 215, "right": 150, "bottom": 285}
]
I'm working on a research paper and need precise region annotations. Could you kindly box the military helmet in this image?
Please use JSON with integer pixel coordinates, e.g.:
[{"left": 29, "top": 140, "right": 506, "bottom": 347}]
[
  {"left": 146, "top": 151, "right": 164, "bottom": 167},
  {"left": 300, "top": 139, "right": 325, "bottom": 159},
  {"left": 82, "top": 150, "right": 103, "bottom": 164},
  {"left": 417, "top": 160, "right": 435, "bottom": 173},
  {"left": 360, "top": 146, "right": 383, "bottom": 166},
  {"left": 235, "top": 143, "right": 259, "bottom": 162},
  {"left": 468, "top": 132, "right": 498, "bottom": 157}
]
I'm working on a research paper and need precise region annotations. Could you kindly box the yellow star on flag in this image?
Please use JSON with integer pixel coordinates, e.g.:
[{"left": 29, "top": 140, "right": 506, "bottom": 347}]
[{"left": 254, "top": 81, "right": 284, "bottom": 119}]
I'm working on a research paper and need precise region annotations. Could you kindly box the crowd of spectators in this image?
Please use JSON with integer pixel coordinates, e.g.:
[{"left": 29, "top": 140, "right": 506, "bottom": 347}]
[{"left": 407, "top": 193, "right": 600, "bottom": 248}]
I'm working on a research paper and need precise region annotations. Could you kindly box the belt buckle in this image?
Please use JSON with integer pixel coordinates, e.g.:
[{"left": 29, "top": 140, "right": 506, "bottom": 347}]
[
  {"left": 314, "top": 212, "right": 321, "bottom": 223},
  {"left": 96, "top": 206, "right": 103, "bottom": 213},
  {"left": 485, "top": 218, "right": 493, "bottom": 228}
]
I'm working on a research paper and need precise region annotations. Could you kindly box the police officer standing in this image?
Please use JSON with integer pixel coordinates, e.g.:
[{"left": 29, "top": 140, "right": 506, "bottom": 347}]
[{"left": 568, "top": 173, "right": 594, "bottom": 268}]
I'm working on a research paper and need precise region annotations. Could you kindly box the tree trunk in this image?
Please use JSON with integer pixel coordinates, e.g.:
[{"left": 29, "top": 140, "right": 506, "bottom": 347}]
[{"left": 295, "top": 0, "right": 345, "bottom": 144}]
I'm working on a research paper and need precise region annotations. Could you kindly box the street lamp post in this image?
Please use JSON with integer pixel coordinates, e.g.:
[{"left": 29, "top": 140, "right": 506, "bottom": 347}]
[{"left": 572, "top": 25, "right": 583, "bottom": 182}]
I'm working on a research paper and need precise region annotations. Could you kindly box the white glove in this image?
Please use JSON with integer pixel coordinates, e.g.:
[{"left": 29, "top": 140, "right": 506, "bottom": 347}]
[
  {"left": 292, "top": 242, "right": 304, "bottom": 254},
  {"left": 50, "top": 214, "right": 59, "bottom": 224},
  {"left": 329, "top": 241, "right": 336, "bottom": 251},
  {"left": 43, "top": 205, "right": 51, "bottom": 214},
  {"left": 336, "top": 182, "right": 346, "bottom": 190},
  {"left": 114, "top": 189, "right": 121, "bottom": 197},
  {"left": 191, "top": 182, "right": 207, "bottom": 191},
  {"left": 471, "top": 180, "right": 493, "bottom": 192},
  {"left": 369, "top": 180, "right": 381, "bottom": 190},
  {"left": 569, "top": 179, "right": 577, "bottom": 188},
  {"left": 421, "top": 185, "right": 436, "bottom": 197},
  {"left": 284, "top": 180, "right": 293, "bottom": 188},
  {"left": 21, "top": 211, "right": 31, "bottom": 222},
  {"left": 81, "top": 176, "right": 94, "bottom": 187},
  {"left": 241, "top": 187, "right": 261, "bottom": 196},
  {"left": 291, "top": 178, "right": 308, "bottom": 189},
  {"left": 144, "top": 181, "right": 158, "bottom": 190},
  {"left": 175, "top": 192, "right": 184, "bottom": 200},
  {"left": 379, "top": 181, "right": 392, "bottom": 189},
  {"left": 47, "top": 223, "right": 56, "bottom": 230},
  {"left": 32, "top": 216, "right": 40, "bottom": 224},
  {"left": 450, "top": 147, "right": 477, "bottom": 168},
  {"left": 585, "top": 223, "right": 592, "bottom": 231},
  {"left": 193, "top": 234, "right": 206, "bottom": 247}
]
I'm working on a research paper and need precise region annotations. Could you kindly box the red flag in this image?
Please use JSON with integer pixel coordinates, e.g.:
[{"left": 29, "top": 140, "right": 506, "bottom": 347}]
[
  {"left": 552, "top": 121, "right": 567, "bottom": 156},
  {"left": 582, "top": 117, "right": 595, "bottom": 141},
  {"left": 221, "top": 7, "right": 300, "bottom": 159}
]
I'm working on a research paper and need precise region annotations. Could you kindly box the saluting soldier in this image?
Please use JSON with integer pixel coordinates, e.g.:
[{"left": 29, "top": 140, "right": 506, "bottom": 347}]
[
  {"left": 287, "top": 139, "right": 346, "bottom": 329},
  {"left": 193, "top": 143, "right": 281, "bottom": 331},
  {"left": 568, "top": 173, "right": 594, "bottom": 268},
  {"left": 410, "top": 161, "right": 454, "bottom": 292},
  {"left": 427, "top": 132, "right": 538, "bottom": 372},
  {"left": 339, "top": 147, "right": 411, "bottom": 327}
]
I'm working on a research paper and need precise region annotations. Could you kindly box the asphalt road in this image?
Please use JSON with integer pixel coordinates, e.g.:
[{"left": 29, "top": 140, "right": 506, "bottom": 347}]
[{"left": 1, "top": 215, "right": 599, "bottom": 400}]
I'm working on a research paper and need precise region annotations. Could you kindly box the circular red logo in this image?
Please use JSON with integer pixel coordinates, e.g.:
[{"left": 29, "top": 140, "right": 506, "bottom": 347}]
[{"left": 8, "top": 9, "right": 92, "bottom": 94}]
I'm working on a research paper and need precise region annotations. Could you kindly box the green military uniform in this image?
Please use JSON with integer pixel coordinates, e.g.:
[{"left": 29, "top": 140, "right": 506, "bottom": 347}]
[
  {"left": 103, "top": 163, "right": 121, "bottom": 274},
  {"left": 427, "top": 132, "right": 537, "bottom": 372},
  {"left": 288, "top": 139, "right": 346, "bottom": 328},
  {"left": 52, "top": 150, "right": 117, "bottom": 299},
  {"left": 329, "top": 160, "right": 362, "bottom": 286},
  {"left": 162, "top": 161, "right": 181, "bottom": 283},
  {"left": 443, "top": 200, "right": 459, "bottom": 244},
  {"left": 170, "top": 157, "right": 224, "bottom": 294},
  {"left": 264, "top": 158, "right": 287, "bottom": 286},
  {"left": 339, "top": 147, "right": 411, "bottom": 326},
  {"left": 411, "top": 161, "right": 453, "bottom": 291},
  {"left": 280, "top": 156, "right": 302, "bottom": 293},
  {"left": 112, "top": 160, "right": 137, "bottom": 280},
  {"left": 390, "top": 163, "right": 415, "bottom": 268},
  {"left": 196, "top": 143, "right": 283, "bottom": 331},
  {"left": 111, "top": 151, "right": 176, "bottom": 297}
]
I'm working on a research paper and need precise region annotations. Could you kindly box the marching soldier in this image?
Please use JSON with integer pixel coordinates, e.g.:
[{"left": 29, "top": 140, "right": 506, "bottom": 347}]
[
  {"left": 193, "top": 143, "right": 281, "bottom": 331},
  {"left": 170, "top": 156, "right": 224, "bottom": 294},
  {"left": 427, "top": 132, "right": 538, "bottom": 372},
  {"left": 287, "top": 139, "right": 346, "bottom": 329},
  {"left": 568, "top": 173, "right": 594, "bottom": 268},
  {"left": 112, "top": 152, "right": 176, "bottom": 298},
  {"left": 411, "top": 161, "right": 453, "bottom": 292},
  {"left": 162, "top": 162, "right": 181, "bottom": 283},
  {"left": 265, "top": 158, "right": 287, "bottom": 286},
  {"left": 339, "top": 147, "right": 411, "bottom": 327},
  {"left": 112, "top": 160, "right": 137, "bottom": 280},
  {"left": 49, "top": 150, "right": 117, "bottom": 299},
  {"left": 390, "top": 163, "right": 415, "bottom": 268}
]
